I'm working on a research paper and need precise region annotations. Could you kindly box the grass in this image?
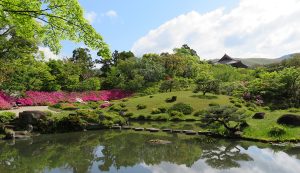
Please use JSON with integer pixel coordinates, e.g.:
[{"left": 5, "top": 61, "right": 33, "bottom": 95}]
[
  {"left": 19, "top": 90, "right": 300, "bottom": 142},
  {"left": 243, "top": 109, "right": 300, "bottom": 141},
  {"left": 101, "top": 91, "right": 300, "bottom": 142},
  {"left": 108, "top": 91, "right": 230, "bottom": 118}
]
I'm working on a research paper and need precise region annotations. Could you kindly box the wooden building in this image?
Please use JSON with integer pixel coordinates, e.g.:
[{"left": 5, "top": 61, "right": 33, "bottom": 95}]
[{"left": 216, "top": 54, "right": 248, "bottom": 68}]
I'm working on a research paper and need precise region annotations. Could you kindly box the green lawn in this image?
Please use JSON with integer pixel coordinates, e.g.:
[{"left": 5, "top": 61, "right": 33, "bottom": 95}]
[
  {"left": 105, "top": 90, "right": 300, "bottom": 142},
  {"left": 112, "top": 90, "right": 230, "bottom": 116}
]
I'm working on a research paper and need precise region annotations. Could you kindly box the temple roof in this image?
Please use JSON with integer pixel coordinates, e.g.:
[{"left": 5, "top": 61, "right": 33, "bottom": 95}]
[{"left": 216, "top": 54, "right": 248, "bottom": 68}]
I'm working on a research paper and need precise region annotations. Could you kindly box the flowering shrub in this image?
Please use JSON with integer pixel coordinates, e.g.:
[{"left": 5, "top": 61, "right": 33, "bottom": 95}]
[
  {"left": 0, "top": 89, "right": 132, "bottom": 109},
  {"left": 0, "top": 91, "right": 14, "bottom": 110}
]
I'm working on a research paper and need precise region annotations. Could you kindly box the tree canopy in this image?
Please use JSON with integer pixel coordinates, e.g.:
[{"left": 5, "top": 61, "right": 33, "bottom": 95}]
[{"left": 0, "top": 0, "right": 110, "bottom": 58}]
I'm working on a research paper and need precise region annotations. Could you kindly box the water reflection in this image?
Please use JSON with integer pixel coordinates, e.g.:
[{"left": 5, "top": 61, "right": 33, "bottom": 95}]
[{"left": 0, "top": 130, "right": 299, "bottom": 173}]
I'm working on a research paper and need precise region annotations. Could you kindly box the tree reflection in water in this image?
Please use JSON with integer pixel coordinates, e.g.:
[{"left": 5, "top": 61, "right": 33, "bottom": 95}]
[
  {"left": 0, "top": 130, "right": 298, "bottom": 173},
  {"left": 200, "top": 139, "right": 253, "bottom": 169}
]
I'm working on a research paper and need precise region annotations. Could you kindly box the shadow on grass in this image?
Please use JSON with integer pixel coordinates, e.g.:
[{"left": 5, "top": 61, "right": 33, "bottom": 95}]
[{"left": 191, "top": 95, "right": 218, "bottom": 99}]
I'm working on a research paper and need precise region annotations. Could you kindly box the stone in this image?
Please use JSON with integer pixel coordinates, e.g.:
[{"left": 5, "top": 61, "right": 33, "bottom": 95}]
[
  {"left": 26, "top": 124, "right": 34, "bottom": 132},
  {"left": 184, "top": 130, "right": 197, "bottom": 135},
  {"left": 149, "top": 128, "right": 160, "bottom": 132},
  {"left": 111, "top": 125, "right": 121, "bottom": 129},
  {"left": 4, "top": 129, "right": 15, "bottom": 140},
  {"left": 277, "top": 114, "right": 300, "bottom": 126},
  {"left": 122, "top": 126, "right": 132, "bottom": 130},
  {"left": 19, "top": 111, "right": 47, "bottom": 126},
  {"left": 252, "top": 112, "right": 265, "bottom": 119},
  {"left": 162, "top": 129, "right": 172, "bottom": 132},
  {"left": 172, "top": 130, "right": 182, "bottom": 133},
  {"left": 134, "top": 127, "right": 144, "bottom": 131}
]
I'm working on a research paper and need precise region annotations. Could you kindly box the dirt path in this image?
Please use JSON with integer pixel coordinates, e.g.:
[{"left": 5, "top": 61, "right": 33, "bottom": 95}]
[{"left": 0, "top": 106, "right": 57, "bottom": 116}]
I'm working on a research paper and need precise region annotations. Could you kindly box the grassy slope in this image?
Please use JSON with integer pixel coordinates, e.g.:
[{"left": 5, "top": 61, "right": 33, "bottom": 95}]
[
  {"left": 108, "top": 90, "right": 300, "bottom": 141},
  {"left": 120, "top": 91, "right": 230, "bottom": 117}
]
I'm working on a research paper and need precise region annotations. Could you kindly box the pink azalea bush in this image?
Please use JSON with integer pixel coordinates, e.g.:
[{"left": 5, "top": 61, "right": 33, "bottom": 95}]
[
  {"left": 14, "top": 89, "right": 132, "bottom": 107},
  {"left": 0, "top": 91, "right": 14, "bottom": 110}
]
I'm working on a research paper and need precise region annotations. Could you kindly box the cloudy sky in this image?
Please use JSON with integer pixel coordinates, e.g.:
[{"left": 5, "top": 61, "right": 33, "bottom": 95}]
[{"left": 47, "top": 0, "right": 300, "bottom": 60}]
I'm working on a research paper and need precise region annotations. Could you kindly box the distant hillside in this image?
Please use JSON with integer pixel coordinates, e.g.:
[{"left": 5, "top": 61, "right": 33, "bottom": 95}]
[
  {"left": 237, "top": 58, "right": 280, "bottom": 66},
  {"left": 210, "top": 53, "right": 300, "bottom": 67},
  {"left": 278, "top": 53, "right": 300, "bottom": 61}
]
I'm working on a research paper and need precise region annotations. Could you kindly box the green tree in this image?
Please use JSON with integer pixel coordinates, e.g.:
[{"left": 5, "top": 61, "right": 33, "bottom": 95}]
[
  {"left": 70, "top": 48, "right": 95, "bottom": 80},
  {"left": 0, "top": 0, "right": 110, "bottom": 58},
  {"left": 201, "top": 105, "right": 249, "bottom": 134},
  {"left": 194, "top": 74, "right": 220, "bottom": 95}
]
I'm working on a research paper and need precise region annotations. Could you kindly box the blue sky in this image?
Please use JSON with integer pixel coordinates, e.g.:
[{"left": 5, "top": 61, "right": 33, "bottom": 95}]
[
  {"left": 60, "top": 0, "right": 239, "bottom": 58},
  {"left": 54, "top": 0, "right": 300, "bottom": 59}
]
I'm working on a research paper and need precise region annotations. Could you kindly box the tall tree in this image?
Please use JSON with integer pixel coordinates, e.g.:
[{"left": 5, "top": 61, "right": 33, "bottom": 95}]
[
  {"left": 0, "top": 0, "right": 110, "bottom": 58},
  {"left": 70, "top": 48, "right": 94, "bottom": 80}
]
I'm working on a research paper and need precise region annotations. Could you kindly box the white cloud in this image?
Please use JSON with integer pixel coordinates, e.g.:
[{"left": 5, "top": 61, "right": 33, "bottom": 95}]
[
  {"left": 38, "top": 47, "right": 61, "bottom": 61},
  {"left": 104, "top": 10, "right": 118, "bottom": 18},
  {"left": 132, "top": 0, "right": 300, "bottom": 59},
  {"left": 85, "top": 11, "right": 97, "bottom": 24}
]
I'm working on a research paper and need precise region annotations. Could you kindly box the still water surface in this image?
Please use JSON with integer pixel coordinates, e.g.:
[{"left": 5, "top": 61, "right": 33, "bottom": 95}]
[{"left": 0, "top": 129, "right": 300, "bottom": 173}]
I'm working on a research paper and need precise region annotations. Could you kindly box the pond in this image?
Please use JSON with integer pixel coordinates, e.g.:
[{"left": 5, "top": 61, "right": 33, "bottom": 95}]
[{"left": 0, "top": 129, "right": 300, "bottom": 173}]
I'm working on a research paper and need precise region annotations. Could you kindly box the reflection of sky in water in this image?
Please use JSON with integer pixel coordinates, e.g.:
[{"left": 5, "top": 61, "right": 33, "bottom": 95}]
[{"left": 139, "top": 146, "right": 300, "bottom": 173}]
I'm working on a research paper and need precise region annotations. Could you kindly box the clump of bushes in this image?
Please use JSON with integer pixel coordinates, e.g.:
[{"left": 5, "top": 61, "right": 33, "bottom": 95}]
[
  {"left": 168, "top": 103, "right": 193, "bottom": 115},
  {"left": 53, "top": 103, "right": 78, "bottom": 110},
  {"left": 268, "top": 126, "right": 286, "bottom": 137},
  {"left": 165, "top": 96, "right": 177, "bottom": 103},
  {"left": 234, "top": 103, "right": 242, "bottom": 108},
  {"left": 109, "top": 104, "right": 128, "bottom": 112},
  {"left": 136, "top": 104, "right": 147, "bottom": 110},
  {"left": 0, "top": 112, "right": 16, "bottom": 124},
  {"left": 88, "top": 101, "right": 101, "bottom": 109}
]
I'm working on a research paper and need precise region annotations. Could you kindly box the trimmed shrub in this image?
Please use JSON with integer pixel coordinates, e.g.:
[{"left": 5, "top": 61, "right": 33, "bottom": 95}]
[
  {"left": 119, "top": 103, "right": 127, "bottom": 108},
  {"left": 165, "top": 96, "right": 177, "bottom": 103},
  {"left": 158, "top": 106, "right": 167, "bottom": 113},
  {"left": 252, "top": 112, "right": 265, "bottom": 119},
  {"left": 136, "top": 104, "right": 147, "bottom": 110},
  {"left": 268, "top": 126, "right": 286, "bottom": 137},
  {"left": 169, "top": 110, "right": 184, "bottom": 117},
  {"left": 208, "top": 102, "right": 219, "bottom": 107},
  {"left": 193, "top": 110, "right": 204, "bottom": 117},
  {"left": 234, "top": 103, "right": 242, "bottom": 108},
  {"left": 277, "top": 114, "right": 300, "bottom": 126},
  {"left": 0, "top": 112, "right": 16, "bottom": 123},
  {"left": 151, "top": 108, "right": 161, "bottom": 114},
  {"left": 88, "top": 102, "right": 101, "bottom": 109},
  {"left": 60, "top": 103, "right": 78, "bottom": 110},
  {"left": 109, "top": 104, "right": 128, "bottom": 112},
  {"left": 169, "top": 111, "right": 184, "bottom": 121},
  {"left": 124, "top": 112, "right": 134, "bottom": 118},
  {"left": 169, "top": 103, "right": 193, "bottom": 115}
]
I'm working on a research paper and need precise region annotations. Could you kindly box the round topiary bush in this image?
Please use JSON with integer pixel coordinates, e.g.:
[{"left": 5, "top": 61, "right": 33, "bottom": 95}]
[
  {"left": 208, "top": 103, "right": 219, "bottom": 107},
  {"left": 252, "top": 112, "right": 265, "bottom": 119},
  {"left": 277, "top": 114, "right": 300, "bottom": 126},
  {"left": 268, "top": 125, "right": 286, "bottom": 137},
  {"left": 151, "top": 108, "right": 161, "bottom": 114},
  {"left": 168, "top": 103, "right": 193, "bottom": 115},
  {"left": 136, "top": 104, "right": 147, "bottom": 110}
]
